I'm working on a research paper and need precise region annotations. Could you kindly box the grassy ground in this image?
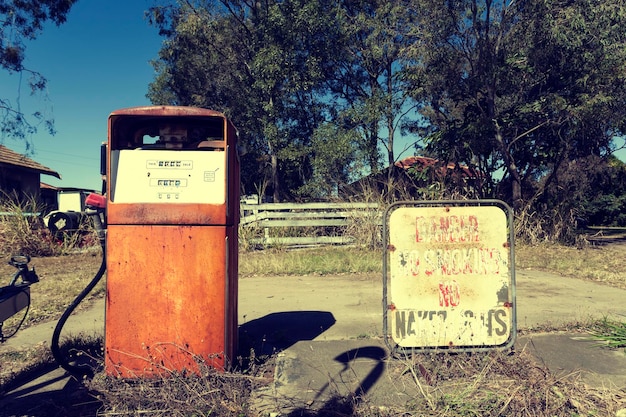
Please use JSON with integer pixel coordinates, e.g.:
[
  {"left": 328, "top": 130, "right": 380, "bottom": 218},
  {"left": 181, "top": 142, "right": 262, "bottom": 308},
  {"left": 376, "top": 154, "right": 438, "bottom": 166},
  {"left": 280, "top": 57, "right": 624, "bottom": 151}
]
[
  {"left": 240, "top": 242, "right": 626, "bottom": 288},
  {"left": 1, "top": 242, "right": 625, "bottom": 416},
  {"left": 516, "top": 241, "right": 626, "bottom": 289}
]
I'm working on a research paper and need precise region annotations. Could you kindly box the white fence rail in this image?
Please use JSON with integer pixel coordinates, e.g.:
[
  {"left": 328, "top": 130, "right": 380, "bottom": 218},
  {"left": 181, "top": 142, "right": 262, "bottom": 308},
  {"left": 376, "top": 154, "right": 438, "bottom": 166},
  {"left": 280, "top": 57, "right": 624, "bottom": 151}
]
[{"left": 240, "top": 202, "right": 380, "bottom": 246}]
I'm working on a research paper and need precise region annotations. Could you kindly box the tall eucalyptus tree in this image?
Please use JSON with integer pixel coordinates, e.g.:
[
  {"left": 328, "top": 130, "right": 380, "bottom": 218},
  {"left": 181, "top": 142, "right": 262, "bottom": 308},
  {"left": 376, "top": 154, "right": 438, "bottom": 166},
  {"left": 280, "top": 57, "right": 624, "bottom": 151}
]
[
  {"left": 325, "top": 0, "right": 418, "bottom": 173},
  {"left": 148, "top": 0, "right": 341, "bottom": 201}
]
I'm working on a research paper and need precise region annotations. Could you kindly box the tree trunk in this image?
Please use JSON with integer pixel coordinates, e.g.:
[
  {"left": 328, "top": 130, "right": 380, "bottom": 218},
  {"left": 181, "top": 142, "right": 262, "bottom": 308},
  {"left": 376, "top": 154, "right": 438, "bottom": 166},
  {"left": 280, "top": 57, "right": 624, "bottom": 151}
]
[
  {"left": 495, "top": 126, "right": 523, "bottom": 212},
  {"left": 271, "top": 153, "right": 280, "bottom": 203},
  {"left": 386, "top": 60, "right": 395, "bottom": 169}
]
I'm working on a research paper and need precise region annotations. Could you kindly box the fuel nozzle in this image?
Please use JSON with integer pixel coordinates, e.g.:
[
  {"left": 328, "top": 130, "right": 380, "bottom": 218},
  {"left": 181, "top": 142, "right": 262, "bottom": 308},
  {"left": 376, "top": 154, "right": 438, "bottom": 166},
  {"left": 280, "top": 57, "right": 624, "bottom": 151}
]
[
  {"left": 84, "top": 193, "right": 107, "bottom": 242},
  {"left": 84, "top": 193, "right": 106, "bottom": 212},
  {"left": 8, "top": 255, "right": 39, "bottom": 285}
]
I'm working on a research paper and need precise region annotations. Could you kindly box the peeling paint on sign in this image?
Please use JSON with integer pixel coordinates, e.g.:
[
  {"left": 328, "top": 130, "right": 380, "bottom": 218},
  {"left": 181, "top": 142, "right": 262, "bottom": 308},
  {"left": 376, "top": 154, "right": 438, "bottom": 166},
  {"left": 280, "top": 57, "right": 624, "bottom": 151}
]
[{"left": 385, "top": 202, "right": 516, "bottom": 350}]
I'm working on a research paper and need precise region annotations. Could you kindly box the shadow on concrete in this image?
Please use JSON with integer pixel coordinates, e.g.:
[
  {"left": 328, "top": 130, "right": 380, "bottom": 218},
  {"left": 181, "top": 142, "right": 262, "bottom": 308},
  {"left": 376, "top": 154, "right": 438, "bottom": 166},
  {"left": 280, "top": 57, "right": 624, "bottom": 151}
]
[
  {"left": 239, "top": 311, "right": 336, "bottom": 356},
  {"left": 286, "top": 345, "right": 387, "bottom": 416},
  {"left": 0, "top": 363, "right": 101, "bottom": 417},
  {"left": 333, "top": 346, "right": 386, "bottom": 397},
  {"left": 1, "top": 339, "right": 103, "bottom": 416}
]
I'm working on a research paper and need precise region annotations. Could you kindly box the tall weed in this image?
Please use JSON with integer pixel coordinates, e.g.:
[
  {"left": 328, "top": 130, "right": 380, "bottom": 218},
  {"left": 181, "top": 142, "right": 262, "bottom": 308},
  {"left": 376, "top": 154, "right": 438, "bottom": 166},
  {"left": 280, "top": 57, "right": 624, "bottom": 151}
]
[
  {"left": 0, "top": 193, "right": 60, "bottom": 257},
  {"left": 515, "top": 206, "right": 583, "bottom": 246},
  {"left": 0, "top": 193, "right": 98, "bottom": 257}
]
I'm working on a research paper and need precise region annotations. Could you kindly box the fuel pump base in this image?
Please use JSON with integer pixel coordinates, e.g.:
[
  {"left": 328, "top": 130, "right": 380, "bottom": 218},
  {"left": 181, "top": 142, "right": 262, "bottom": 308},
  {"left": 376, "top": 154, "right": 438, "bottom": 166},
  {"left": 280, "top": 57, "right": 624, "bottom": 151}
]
[{"left": 105, "top": 224, "right": 237, "bottom": 375}]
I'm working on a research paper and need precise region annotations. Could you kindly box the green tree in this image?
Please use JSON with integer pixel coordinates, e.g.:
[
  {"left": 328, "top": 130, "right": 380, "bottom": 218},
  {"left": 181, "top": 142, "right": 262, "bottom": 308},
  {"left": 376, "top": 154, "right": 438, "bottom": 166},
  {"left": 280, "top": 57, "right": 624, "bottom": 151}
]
[
  {"left": 404, "top": 0, "right": 626, "bottom": 213},
  {"left": 549, "top": 155, "right": 626, "bottom": 229},
  {"left": 324, "top": 0, "right": 419, "bottom": 174},
  {"left": 147, "top": 0, "right": 626, "bottom": 215},
  {"left": 295, "top": 123, "right": 362, "bottom": 199},
  {"left": 148, "top": 0, "right": 425, "bottom": 201},
  {"left": 0, "top": 0, "right": 77, "bottom": 143},
  {"left": 148, "top": 0, "right": 340, "bottom": 201}
]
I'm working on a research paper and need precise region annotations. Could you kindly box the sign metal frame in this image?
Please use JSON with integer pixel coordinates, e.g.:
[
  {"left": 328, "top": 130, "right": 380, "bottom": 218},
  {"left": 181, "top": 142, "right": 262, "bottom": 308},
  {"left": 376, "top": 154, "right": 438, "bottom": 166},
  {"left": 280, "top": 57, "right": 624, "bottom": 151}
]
[{"left": 383, "top": 200, "right": 516, "bottom": 354}]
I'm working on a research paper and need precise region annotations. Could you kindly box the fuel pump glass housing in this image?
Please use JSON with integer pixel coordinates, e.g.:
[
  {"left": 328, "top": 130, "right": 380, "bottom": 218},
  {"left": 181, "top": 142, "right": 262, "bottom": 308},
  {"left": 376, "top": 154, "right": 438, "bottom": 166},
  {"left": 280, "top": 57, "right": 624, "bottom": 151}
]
[{"left": 105, "top": 106, "right": 239, "bottom": 377}]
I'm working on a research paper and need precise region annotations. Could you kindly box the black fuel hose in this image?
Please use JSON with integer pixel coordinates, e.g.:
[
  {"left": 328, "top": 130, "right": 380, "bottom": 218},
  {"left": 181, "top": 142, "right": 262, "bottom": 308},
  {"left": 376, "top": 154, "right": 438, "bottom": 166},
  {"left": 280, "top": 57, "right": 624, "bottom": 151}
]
[{"left": 51, "top": 210, "right": 106, "bottom": 378}]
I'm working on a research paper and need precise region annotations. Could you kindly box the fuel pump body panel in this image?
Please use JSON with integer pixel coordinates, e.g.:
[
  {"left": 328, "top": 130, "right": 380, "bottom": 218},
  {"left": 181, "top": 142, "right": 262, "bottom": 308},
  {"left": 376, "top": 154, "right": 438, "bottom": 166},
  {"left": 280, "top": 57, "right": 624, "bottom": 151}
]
[
  {"left": 105, "top": 225, "right": 237, "bottom": 376},
  {"left": 108, "top": 202, "right": 231, "bottom": 225}
]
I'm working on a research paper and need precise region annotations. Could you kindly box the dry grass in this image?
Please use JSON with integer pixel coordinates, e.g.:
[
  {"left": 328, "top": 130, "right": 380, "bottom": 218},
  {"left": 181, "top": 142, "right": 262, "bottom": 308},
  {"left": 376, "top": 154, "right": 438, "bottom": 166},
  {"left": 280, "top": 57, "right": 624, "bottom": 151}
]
[
  {"left": 88, "top": 365, "right": 262, "bottom": 417},
  {"left": 0, "top": 342, "right": 54, "bottom": 389},
  {"left": 239, "top": 241, "right": 626, "bottom": 289},
  {"left": 0, "top": 250, "right": 105, "bottom": 326},
  {"left": 0, "top": 195, "right": 60, "bottom": 257},
  {"left": 379, "top": 347, "right": 625, "bottom": 417},
  {"left": 239, "top": 247, "right": 381, "bottom": 276},
  {"left": 516, "top": 242, "right": 626, "bottom": 288},
  {"left": 2, "top": 338, "right": 624, "bottom": 417}
]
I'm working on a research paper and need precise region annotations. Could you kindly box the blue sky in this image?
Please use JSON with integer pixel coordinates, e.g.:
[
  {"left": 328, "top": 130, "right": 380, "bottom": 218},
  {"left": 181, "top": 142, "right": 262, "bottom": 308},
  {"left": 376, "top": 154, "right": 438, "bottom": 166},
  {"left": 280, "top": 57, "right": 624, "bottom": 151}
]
[{"left": 1, "top": 0, "right": 162, "bottom": 191}]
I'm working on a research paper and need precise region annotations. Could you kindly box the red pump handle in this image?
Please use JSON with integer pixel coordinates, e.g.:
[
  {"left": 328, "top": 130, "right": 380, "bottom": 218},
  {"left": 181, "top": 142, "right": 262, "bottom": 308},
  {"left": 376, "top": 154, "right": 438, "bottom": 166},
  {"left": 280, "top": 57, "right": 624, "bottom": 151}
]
[{"left": 85, "top": 193, "right": 106, "bottom": 209}]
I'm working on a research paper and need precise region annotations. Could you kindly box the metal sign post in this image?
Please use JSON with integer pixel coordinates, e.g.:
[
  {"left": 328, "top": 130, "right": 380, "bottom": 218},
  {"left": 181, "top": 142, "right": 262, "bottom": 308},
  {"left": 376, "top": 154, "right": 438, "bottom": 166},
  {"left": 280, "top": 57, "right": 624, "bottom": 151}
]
[{"left": 383, "top": 200, "right": 516, "bottom": 353}]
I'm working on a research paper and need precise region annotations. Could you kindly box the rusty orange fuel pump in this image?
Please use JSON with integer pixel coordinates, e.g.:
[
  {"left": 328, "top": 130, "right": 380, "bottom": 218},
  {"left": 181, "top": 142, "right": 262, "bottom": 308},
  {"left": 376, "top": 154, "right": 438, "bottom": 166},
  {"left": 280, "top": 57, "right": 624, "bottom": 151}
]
[{"left": 103, "top": 106, "right": 239, "bottom": 377}]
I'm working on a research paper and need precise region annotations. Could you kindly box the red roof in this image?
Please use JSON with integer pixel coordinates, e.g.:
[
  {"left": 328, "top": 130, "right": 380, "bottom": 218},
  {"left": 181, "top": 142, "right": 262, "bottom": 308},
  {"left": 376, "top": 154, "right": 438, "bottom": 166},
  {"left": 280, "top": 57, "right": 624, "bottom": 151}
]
[
  {"left": 40, "top": 182, "right": 59, "bottom": 190},
  {"left": 0, "top": 145, "right": 61, "bottom": 179},
  {"left": 395, "top": 156, "right": 479, "bottom": 178}
]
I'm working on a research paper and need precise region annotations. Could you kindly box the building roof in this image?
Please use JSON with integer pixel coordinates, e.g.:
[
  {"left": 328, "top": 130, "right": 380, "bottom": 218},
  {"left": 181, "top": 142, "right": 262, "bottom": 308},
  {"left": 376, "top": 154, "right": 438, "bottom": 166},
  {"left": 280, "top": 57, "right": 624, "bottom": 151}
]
[
  {"left": 395, "top": 156, "right": 479, "bottom": 178},
  {"left": 0, "top": 145, "right": 61, "bottom": 179},
  {"left": 40, "top": 182, "right": 58, "bottom": 190}
]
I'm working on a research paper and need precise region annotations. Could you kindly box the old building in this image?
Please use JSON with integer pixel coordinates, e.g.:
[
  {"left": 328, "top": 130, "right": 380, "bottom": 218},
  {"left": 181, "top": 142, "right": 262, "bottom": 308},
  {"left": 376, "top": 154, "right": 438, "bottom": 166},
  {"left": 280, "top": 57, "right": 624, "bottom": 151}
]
[
  {"left": 0, "top": 145, "right": 60, "bottom": 207},
  {"left": 342, "top": 156, "right": 483, "bottom": 200}
]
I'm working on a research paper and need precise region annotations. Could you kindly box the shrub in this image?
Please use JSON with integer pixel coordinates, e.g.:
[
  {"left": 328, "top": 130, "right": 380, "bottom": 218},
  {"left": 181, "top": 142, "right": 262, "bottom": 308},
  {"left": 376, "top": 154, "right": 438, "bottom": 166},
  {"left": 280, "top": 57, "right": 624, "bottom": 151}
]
[
  {"left": 0, "top": 193, "right": 98, "bottom": 257},
  {"left": 0, "top": 193, "right": 60, "bottom": 256}
]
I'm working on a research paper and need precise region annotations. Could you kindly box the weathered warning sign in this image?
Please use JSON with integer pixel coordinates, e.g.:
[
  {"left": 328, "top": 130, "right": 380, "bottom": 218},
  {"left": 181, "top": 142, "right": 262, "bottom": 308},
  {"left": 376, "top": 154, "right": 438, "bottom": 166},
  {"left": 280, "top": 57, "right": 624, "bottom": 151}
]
[{"left": 383, "top": 201, "right": 516, "bottom": 351}]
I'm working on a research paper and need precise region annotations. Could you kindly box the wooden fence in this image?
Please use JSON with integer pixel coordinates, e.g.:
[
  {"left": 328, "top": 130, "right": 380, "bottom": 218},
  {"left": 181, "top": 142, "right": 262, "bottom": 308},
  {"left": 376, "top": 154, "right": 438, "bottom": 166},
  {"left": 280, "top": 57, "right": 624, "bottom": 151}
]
[{"left": 240, "top": 202, "right": 380, "bottom": 246}]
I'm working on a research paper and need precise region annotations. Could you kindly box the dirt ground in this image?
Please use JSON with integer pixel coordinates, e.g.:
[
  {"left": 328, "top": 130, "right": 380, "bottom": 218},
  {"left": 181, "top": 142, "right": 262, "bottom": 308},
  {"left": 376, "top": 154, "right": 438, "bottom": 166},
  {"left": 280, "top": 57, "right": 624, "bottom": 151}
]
[
  {"left": 3, "top": 238, "right": 626, "bottom": 330},
  {"left": 0, "top": 250, "right": 103, "bottom": 284}
]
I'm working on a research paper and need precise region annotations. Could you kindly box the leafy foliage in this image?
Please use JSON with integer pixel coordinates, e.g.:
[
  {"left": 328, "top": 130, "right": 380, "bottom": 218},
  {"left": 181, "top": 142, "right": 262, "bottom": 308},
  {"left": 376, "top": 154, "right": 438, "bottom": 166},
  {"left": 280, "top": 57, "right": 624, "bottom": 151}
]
[
  {"left": 148, "top": 0, "right": 341, "bottom": 200},
  {"left": 592, "top": 317, "right": 626, "bottom": 350},
  {"left": 0, "top": 0, "right": 78, "bottom": 142},
  {"left": 404, "top": 0, "right": 626, "bottom": 211}
]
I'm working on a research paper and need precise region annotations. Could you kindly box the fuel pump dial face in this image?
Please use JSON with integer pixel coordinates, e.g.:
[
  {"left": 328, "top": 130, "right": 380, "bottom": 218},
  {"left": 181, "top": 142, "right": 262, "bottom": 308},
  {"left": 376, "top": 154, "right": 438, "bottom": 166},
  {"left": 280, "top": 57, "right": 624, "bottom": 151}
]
[{"left": 110, "top": 149, "right": 226, "bottom": 204}]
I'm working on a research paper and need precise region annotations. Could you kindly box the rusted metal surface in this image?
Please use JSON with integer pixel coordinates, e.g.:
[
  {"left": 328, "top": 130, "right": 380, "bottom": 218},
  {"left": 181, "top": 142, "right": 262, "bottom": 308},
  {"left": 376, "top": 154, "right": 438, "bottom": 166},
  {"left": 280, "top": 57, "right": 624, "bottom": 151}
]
[
  {"left": 109, "top": 106, "right": 227, "bottom": 118},
  {"left": 107, "top": 202, "right": 231, "bottom": 225},
  {"left": 105, "top": 225, "right": 237, "bottom": 376},
  {"left": 105, "top": 107, "right": 239, "bottom": 377},
  {"left": 383, "top": 201, "right": 516, "bottom": 352}
]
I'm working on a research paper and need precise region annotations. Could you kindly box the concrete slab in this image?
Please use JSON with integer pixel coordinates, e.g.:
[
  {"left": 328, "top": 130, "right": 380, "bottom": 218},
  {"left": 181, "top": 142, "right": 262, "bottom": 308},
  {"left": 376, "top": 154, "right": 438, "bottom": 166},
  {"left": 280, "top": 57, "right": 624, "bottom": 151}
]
[
  {"left": 253, "top": 339, "right": 397, "bottom": 414},
  {"left": 250, "top": 333, "right": 626, "bottom": 416},
  {"left": 0, "top": 364, "right": 100, "bottom": 416},
  {"left": 515, "top": 269, "right": 626, "bottom": 329},
  {"left": 518, "top": 332, "right": 626, "bottom": 389}
]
